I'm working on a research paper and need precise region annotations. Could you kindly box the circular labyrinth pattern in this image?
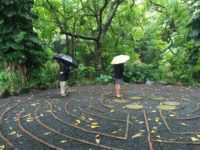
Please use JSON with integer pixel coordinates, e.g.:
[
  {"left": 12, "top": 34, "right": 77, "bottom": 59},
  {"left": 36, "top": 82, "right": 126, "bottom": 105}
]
[{"left": 0, "top": 84, "right": 200, "bottom": 150}]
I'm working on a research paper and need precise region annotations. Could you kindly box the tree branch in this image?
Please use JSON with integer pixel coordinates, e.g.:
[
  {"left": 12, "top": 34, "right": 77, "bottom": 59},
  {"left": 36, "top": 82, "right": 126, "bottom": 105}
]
[
  {"left": 61, "top": 31, "right": 97, "bottom": 41},
  {"left": 80, "top": 0, "right": 96, "bottom": 14},
  {"left": 98, "top": 0, "right": 109, "bottom": 40},
  {"left": 45, "top": 0, "right": 66, "bottom": 32},
  {"left": 103, "top": 0, "right": 124, "bottom": 35},
  {"left": 45, "top": 0, "right": 96, "bottom": 41},
  {"left": 148, "top": 0, "right": 170, "bottom": 17},
  {"left": 92, "top": 0, "right": 100, "bottom": 29},
  {"left": 149, "top": 0, "right": 177, "bottom": 55}
]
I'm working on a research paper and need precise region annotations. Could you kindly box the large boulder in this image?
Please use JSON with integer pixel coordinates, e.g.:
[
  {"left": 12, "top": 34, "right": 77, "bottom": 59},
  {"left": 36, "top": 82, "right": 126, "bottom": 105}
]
[{"left": 0, "top": 89, "right": 10, "bottom": 98}]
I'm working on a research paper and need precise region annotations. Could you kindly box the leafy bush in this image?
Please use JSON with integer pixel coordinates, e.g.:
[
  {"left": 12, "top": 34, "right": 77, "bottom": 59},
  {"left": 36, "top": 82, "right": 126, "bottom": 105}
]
[
  {"left": 25, "top": 69, "right": 43, "bottom": 90},
  {"left": 123, "top": 63, "right": 162, "bottom": 83},
  {"left": 28, "top": 61, "right": 59, "bottom": 89},
  {"left": 0, "top": 71, "right": 11, "bottom": 89},
  {"left": 42, "top": 61, "right": 59, "bottom": 87},
  {"left": 72, "top": 63, "right": 96, "bottom": 84},
  {"left": 0, "top": 71, "right": 22, "bottom": 94},
  {"left": 96, "top": 74, "right": 113, "bottom": 84}
]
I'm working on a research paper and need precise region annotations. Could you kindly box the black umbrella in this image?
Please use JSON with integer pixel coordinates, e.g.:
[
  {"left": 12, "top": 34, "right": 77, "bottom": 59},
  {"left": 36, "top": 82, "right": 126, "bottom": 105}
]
[{"left": 53, "top": 53, "right": 78, "bottom": 68}]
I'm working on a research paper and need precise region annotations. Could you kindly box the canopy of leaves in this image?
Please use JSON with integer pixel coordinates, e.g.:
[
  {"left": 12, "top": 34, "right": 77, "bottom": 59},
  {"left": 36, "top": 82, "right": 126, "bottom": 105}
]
[
  {"left": 1, "top": 0, "right": 200, "bottom": 92},
  {"left": 0, "top": 0, "right": 47, "bottom": 69}
]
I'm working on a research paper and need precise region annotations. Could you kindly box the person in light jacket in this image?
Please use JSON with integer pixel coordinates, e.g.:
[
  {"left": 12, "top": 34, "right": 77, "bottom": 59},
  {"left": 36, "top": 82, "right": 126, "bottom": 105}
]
[{"left": 58, "top": 61, "right": 71, "bottom": 97}]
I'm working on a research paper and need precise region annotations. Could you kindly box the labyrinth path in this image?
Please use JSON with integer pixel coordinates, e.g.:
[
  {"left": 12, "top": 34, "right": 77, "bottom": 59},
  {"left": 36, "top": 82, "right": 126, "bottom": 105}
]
[{"left": 0, "top": 84, "right": 200, "bottom": 150}]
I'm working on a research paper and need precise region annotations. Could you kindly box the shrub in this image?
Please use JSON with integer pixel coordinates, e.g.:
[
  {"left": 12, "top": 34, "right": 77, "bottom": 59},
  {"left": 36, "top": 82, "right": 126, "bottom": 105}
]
[
  {"left": 96, "top": 74, "right": 113, "bottom": 84},
  {"left": 27, "top": 61, "right": 59, "bottom": 89},
  {"left": 72, "top": 63, "right": 96, "bottom": 84},
  {"left": 0, "top": 71, "right": 22, "bottom": 94},
  {"left": 123, "top": 63, "right": 162, "bottom": 83},
  {"left": 42, "top": 61, "right": 59, "bottom": 87}
]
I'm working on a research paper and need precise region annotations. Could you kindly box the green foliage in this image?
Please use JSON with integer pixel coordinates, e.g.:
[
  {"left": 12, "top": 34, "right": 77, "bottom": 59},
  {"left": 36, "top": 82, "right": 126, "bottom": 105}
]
[
  {"left": 32, "top": 0, "right": 194, "bottom": 86},
  {"left": 27, "top": 61, "right": 59, "bottom": 89},
  {"left": 124, "top": 63, "right": 162, "bottom": 83},
  {"left": 0, "top": 0, "right": 47, "bottom": 81},
  {"left": 188, "top": 0, "right": 200, "bottom": 42},
  {"left": 1, "top": 0, "right": 200, "bottom": 92},
  {"left": 23, "top": 69, "right": 42, "bottom": 89},
  {"left": 0, "top": 71, "right": 22, "bottom": 94},
  {"left": 185, "top": 0, "right": 200, "bottom": 82},
  {"left": 73, "top": 64, "right": 96, "bottom": 84},
  {"left": 0, "top": 71, "right": 11, "bottom": 89},
  {"left": 42, "top": 61, "right": 59, "bottom": 86},
  {"left": 96, "top": 74, "right": 113, "bottom": 84}
]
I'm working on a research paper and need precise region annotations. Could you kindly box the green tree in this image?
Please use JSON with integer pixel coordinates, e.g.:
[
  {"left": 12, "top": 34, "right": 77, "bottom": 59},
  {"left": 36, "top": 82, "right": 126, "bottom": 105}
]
[
  {"left": 0, "top": 0, "right": 47, "bottom": 84},
  {"left": 32, "top": 0, "right": 197, "bottom": 85},
  {"left": 187, "top": 0, "right": 200, "bottom": 80},
  {"left": 166, "top": 0, "right": 200, "bottom": 83},
  {"left": 34, "top": 0, "right": 125, "bottom": 75}
]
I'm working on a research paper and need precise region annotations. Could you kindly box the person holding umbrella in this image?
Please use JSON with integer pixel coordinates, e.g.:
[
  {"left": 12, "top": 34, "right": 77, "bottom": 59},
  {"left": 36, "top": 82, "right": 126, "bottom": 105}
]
[
  {"left": 54, "top": 53, "right": 78, "bottom": 97},
  {"left": 58, "top": 61, "right": 71, "bottom": 97},
  {"left": 111, "top": 55, "right": 129, "bottom": 98}
]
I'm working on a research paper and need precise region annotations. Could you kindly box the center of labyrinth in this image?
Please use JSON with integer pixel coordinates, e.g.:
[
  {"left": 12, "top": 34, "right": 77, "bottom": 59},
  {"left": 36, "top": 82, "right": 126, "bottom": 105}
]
[{"left": 0, "top": 84, "right": 200, "bottom": 150}]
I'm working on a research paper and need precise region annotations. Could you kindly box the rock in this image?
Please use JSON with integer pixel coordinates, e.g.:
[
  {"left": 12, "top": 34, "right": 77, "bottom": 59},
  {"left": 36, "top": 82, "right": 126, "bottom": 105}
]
[
  {"left": 146, "top": 80, "right": 154, "bottom": 86},
  {"left": 158, "top": 80, "right": 168, "bottom": 85},
  {"left": 0, "top": 89, "right": 10, "bottom": 98}
]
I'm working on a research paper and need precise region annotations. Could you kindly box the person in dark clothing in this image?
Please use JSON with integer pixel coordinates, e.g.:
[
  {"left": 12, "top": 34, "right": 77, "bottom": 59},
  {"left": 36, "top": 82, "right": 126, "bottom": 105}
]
[
  {"left": 114, "top": 63, "right": 124, "bottom": 98},
  {"left": 58, "top": 61, "right": 71, "bottom": 97}
]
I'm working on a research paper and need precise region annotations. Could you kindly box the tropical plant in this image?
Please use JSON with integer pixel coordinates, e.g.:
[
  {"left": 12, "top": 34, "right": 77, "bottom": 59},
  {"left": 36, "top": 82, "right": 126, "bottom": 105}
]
[
  {"left": 0, "top": 0, "right": 47, "bottom": 84},
  {"left": 0, "top": 71, "right": 22, "bottom": 94},
  {"left": 124, "top": 62, "right": 162, "bottom": 83},
  {"left": 96, "top": 74, "right": 113, "bottom": 84},
  {"left": 187, "top": 0, "right": 200, "bottom": 81},
  {"left": 72, "top": 64, "right": 96, "bottom": 84}
]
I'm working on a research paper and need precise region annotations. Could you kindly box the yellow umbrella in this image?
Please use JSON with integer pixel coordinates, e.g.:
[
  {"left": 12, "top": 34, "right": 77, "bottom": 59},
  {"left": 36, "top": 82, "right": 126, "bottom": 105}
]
[{"left": 111, "top": 55, "right": 130, "bottom": 64}]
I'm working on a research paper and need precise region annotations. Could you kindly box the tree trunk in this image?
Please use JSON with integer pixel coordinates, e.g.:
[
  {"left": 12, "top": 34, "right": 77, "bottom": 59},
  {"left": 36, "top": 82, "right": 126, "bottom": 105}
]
[
  {"left": 5, "top": 61, "right": 15, "bottom": 73},
  {"left": 95, "top": 40, "right": 103, "bottom": 76},
  {"left": 70, "top": 36, "right": 75, "bottom": 57},
  {"left": 18, "top": 64, "right": 27, "bottom": 84},
  {"left": 66, "top": 35, "right": 75, "bottom": 57},
  {"left": 4, "top": 62, "right": 28, "bottom": 84}
]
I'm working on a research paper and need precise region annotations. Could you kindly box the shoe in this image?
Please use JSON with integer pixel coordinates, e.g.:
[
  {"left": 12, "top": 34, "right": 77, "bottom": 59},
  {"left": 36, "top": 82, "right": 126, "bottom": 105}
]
[
  {"left": 116, "top": 95, "right": 123, "bottom": 98},
  {"left": 65, "top": 89, "right": 72, "bottom": 93}
]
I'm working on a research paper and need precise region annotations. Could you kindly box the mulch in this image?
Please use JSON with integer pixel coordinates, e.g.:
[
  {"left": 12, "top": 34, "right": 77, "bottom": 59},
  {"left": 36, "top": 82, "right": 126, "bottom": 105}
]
[{"left": 0, "top": 83, "right": 200, "bottom": 150}]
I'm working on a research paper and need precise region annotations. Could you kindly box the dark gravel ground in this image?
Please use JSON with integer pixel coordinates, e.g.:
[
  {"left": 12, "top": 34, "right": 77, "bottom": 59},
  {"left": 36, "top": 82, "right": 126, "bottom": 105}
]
[{"left": 1, "top": 83, "right": 200, "bottom": 150}]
